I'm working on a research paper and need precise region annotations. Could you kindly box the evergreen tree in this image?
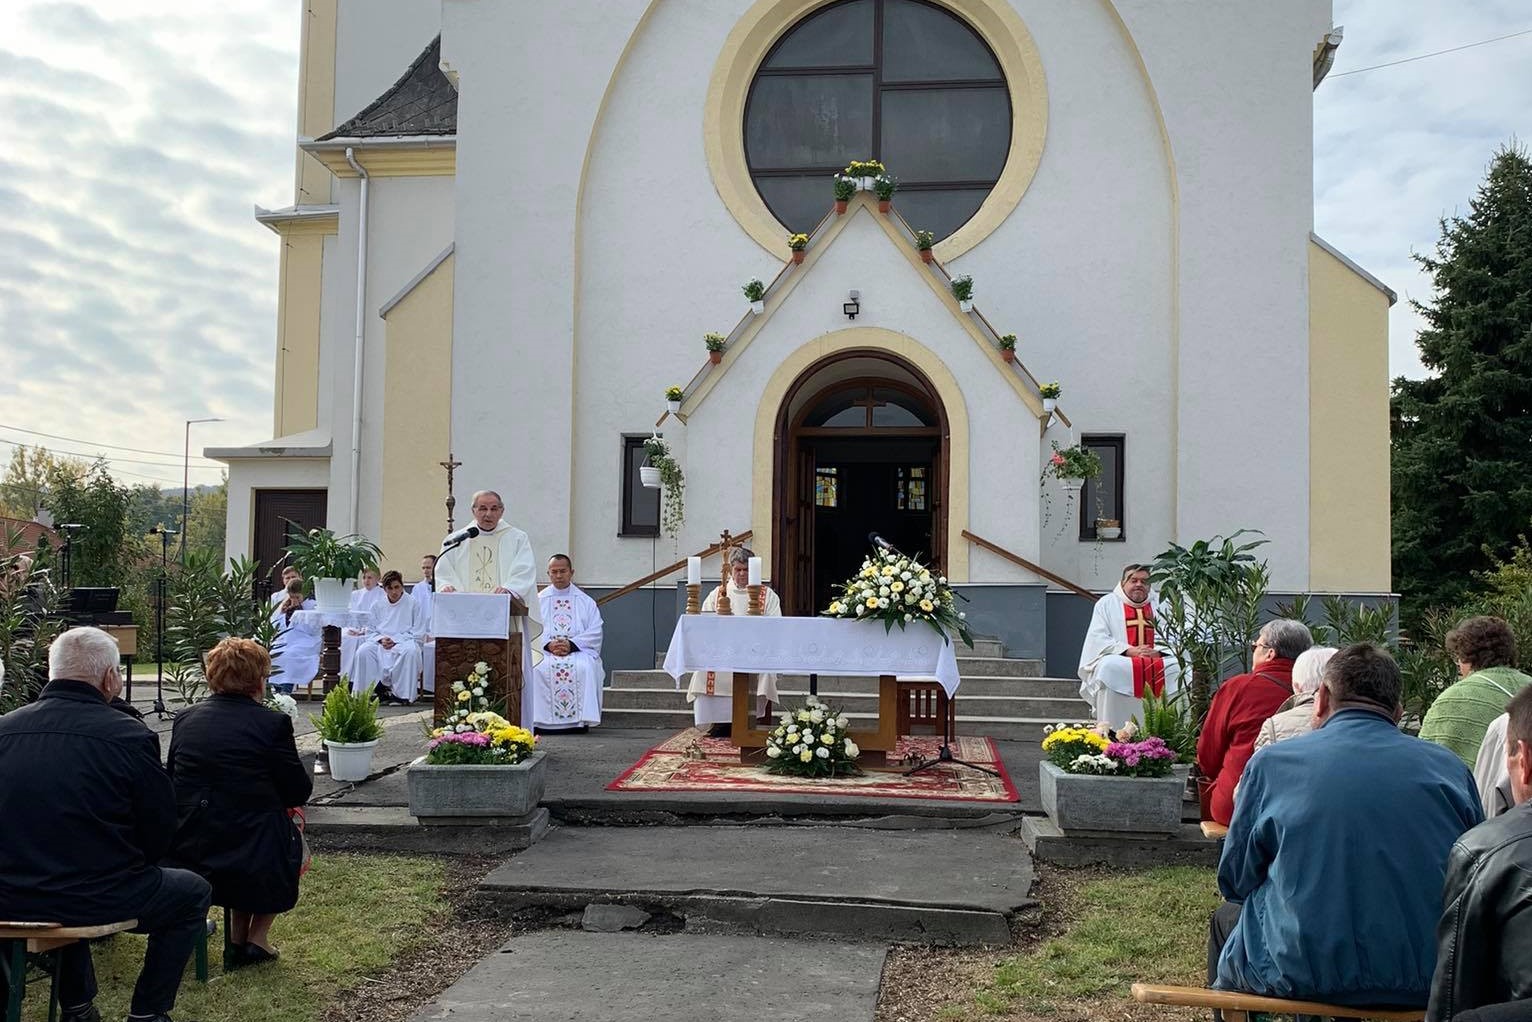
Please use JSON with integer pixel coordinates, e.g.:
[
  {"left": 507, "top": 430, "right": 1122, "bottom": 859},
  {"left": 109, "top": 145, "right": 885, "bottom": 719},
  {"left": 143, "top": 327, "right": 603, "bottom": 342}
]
[{"left": 1392, "top": 144, "right": 1532, "bottom": 623}]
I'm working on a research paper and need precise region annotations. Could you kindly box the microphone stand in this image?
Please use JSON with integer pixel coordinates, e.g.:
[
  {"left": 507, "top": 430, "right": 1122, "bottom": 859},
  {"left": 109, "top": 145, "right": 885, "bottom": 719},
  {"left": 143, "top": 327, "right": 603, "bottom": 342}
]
[{"left": 148, "top": 525, "right": 178, "bottom": 719}]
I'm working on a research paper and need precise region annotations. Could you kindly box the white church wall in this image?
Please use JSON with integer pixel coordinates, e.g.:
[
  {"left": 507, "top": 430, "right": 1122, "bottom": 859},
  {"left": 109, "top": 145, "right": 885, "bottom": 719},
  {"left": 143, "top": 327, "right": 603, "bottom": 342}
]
[
  {"left": 441, "top": 0, "right": 651, "bottom": 566},
  {"left": 332, "top": 0, "right": 440, "bottom": 129},
  {"left": 1115, "top": 0, "right": 1329, "bottom": 589}
]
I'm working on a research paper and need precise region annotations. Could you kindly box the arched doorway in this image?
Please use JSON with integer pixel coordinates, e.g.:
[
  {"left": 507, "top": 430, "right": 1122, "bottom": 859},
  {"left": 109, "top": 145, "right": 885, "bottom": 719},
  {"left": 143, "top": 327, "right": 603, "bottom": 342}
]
[{"left": 773, "top": 350, "right": 949, "bottom": 615}]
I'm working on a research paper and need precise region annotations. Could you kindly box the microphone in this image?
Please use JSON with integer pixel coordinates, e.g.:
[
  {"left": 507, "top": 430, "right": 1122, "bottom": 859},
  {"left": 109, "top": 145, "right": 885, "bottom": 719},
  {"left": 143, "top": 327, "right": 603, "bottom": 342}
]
[
  {"left": 440, "top": 524, "right": 480, "bottom": 551},
  {"left": 868, "top": 532, "right": 895, "bottom": 552}
]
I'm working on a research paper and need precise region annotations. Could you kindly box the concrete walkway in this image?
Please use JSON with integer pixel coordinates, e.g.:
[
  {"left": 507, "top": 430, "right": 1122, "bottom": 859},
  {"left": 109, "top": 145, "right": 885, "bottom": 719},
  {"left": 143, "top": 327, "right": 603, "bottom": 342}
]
[{"left": 408, "top": 932, "right": 887, "bottom": 1022}]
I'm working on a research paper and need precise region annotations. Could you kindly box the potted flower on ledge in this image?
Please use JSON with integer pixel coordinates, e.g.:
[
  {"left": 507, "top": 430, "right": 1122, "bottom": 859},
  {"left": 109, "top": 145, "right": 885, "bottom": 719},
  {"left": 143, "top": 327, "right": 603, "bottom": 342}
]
[
  {"left": 1039, "top": 722, "right": 1184, "bottom": 835},
  {"left": 951, "top": 274, "right": 974, "bottom": 313},
  {"left": 915, "top": 229, "right": 935, "bottom": 263},
  {"left": 873, "top": 174, "right": 897, "bottom": 213},
  {"left": 832, "top": 175, "right": 856, "bottom": 214},
  {"left": 1096, "top": 518, "right": 1122, "bottom": 541},
  {"left": 1048, "top": 441, "right": 1102, "bottom": 490},
  {"left": 788, "top": 233, "right": 809, "bottom": 265},
  {"left": 283, "top": 527, "right": 383, "bottom": 612},
  {"left": 742, "top": 278, "right": 766, "bottom": 314},
  {"left": 311, "top": 683, "right": 383, "bottom": 782},
  {"left": 1039, "top": 381, "right": 1061, "bottom": 413},
  {"left": 998, "top": 334, "right": 1017, "bottom": 363},
  {"left": 704, "top": 333, "right": 727, "bottom": 364},
  {"left": 664, "top": 385, "right": 684, "bottom": 414},
  {"left": 843, "top": 158, "right": 886, "bottom": 191}
]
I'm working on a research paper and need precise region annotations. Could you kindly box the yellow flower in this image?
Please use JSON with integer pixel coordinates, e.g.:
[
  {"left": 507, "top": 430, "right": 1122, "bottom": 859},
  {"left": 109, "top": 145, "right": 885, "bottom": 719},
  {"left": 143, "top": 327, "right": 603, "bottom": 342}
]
[
  {"left": 799, "top": 749, "right": 813, "bottom": 762},
  {"left": 919, "top": 599, "right": 934, "bottom": 612},
  {"left": 881, "top": 566, "right": 896, "bottom": 577},
  {"left": 890, "top": 581, "right": 904, "bottom": 593},
  {"left": 456, "top": 690, "right": 471, "bottom": 702},
  {"left": 865, "top": 597, "right": 879, "bottom": 609}
]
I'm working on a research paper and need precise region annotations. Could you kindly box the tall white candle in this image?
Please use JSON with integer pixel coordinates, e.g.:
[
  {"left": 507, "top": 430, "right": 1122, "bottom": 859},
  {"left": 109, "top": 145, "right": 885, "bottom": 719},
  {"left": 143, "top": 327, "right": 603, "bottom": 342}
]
[
  {"left": 747, "top": 557, "right": 762, "bottom": 586},
  {"left": 687, "top": 556, "right": 701, "bottom": 586}
]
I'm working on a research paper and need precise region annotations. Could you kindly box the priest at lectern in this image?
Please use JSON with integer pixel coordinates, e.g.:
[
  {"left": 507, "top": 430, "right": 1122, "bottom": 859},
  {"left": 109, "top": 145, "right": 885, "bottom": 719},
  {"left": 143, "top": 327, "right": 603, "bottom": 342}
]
[{"left": 435, "top": 490, "right": 544, "bottom": 694}]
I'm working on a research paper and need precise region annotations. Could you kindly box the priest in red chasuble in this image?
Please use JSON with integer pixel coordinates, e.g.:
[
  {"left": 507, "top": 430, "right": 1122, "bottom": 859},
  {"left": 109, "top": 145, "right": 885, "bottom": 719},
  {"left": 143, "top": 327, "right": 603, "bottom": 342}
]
[{"left": 1077, "top": 564, "right": 1182, "bottom": 729}]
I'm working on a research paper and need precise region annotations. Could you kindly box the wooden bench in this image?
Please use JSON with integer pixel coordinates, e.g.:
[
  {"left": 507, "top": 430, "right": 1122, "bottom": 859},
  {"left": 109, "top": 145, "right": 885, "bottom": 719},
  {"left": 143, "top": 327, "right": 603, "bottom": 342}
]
[
  {"left": 2, "top": 920, "right": 136, "bottom": 1022},
  {"left": 1201, "top": 820, "right": 1229, "bottom": 839},
  {"left": 1132, "top": 982, "right": 1424, "bottom": 1022}
]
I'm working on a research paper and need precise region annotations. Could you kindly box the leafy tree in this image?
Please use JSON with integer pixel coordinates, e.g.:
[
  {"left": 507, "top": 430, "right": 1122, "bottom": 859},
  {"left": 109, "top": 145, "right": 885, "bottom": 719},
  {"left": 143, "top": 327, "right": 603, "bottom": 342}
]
[
  {"left": 1392, "top": 144, "right": 1532, "bottom": 624},
  {"left": 0, "top": 446, "right": 87, "bottom": 520},
  {"left": 186, "top": 478, "right": 228, "bottom": 556},
  {"left": 42, "top": 462, "right": 132, "bottom": 588}
]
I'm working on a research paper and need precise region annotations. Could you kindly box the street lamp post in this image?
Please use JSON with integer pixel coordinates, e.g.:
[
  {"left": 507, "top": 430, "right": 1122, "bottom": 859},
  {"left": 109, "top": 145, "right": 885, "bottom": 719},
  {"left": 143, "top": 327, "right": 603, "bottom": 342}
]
[{"left": 182, "top": 417, "right": 223, "bottom": 564}]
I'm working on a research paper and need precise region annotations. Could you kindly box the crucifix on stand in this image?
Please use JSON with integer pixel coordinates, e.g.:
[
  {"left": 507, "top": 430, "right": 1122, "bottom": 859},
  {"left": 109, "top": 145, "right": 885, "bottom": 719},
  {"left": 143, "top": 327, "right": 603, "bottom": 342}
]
[
  {"left": 440, "top": 452, "right": 463, "bottom": 534},
  {"left": 715, "top": 529, "right": 734, "bottom": 615}
]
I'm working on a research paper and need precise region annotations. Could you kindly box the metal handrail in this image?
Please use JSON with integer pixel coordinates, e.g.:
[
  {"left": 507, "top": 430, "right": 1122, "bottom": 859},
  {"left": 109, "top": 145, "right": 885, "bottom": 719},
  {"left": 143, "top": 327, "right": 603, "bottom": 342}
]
[{"left": 961, "top": 529, "right": 1096, "bottom": 601}]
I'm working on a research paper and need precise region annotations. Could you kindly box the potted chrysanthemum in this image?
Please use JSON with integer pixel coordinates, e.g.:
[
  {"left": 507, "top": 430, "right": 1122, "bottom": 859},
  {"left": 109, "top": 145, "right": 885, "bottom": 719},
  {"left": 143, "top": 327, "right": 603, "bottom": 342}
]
[
  {"left": 915, "top": 229, "right": 935, "bottom": 263},
  {"left": 1038, "top": 721, "right": 1183, "bottom": 834},
  {"left": 788, "top": 233, "right": 809, "bottom": 265},
  {"left": 832, "top": 175, "right": 856, "bottom": 214},
  {"left": 743, "top": 278, "right": 766, "bottom": 314}
]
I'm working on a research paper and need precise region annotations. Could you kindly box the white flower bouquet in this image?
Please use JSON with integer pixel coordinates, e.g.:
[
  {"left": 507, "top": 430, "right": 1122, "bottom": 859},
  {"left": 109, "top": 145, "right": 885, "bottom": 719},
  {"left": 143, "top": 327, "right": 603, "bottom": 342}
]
[
  {"left": 263, "top": 688, "right": 300, "bottom": 720},
  {"left": 762, "top": 695, "right": 861, "bottom": 778},
  {"left": 821, "top": 546, "right": 973, "bottom": 646}
]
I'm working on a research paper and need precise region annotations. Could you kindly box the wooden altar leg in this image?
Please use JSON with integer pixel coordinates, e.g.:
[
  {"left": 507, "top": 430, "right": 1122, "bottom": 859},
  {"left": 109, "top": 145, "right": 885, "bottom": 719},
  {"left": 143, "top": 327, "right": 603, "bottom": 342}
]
[
  {"left": 732, "top": 673, "right": 770, "bottom": 749},
  {"left": 319, "top": 625, "right": 342, "bottom": 694}
]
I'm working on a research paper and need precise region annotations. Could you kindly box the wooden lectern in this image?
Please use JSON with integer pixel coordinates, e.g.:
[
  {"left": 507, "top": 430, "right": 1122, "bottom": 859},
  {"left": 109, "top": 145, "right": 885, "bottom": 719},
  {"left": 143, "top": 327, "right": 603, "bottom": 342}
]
[{"left": 430, "top": 592, "right": 527, "bottom": 726}]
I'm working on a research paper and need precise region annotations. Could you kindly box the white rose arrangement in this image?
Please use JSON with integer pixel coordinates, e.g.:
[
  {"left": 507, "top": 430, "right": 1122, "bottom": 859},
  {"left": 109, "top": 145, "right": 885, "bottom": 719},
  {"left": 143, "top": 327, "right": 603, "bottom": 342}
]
[
  {"left": 762, "top": 695, "right": 861, "bottom": 778},
  {"left": 822, "top": 547, "right": 973, "bottom": 647}
]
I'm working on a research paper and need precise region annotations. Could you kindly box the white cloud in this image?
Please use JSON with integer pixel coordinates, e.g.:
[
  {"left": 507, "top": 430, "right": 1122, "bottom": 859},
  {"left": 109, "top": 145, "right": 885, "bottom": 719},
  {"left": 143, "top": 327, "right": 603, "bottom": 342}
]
[{"left": 1315, "top": 0, "right": 1532, "bottom": 380}]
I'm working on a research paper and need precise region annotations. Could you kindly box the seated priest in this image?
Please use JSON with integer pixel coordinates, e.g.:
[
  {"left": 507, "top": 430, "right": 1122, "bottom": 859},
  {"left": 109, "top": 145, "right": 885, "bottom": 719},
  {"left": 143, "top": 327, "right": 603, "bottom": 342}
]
[
  {"left": 531, "top": 554, "right": 605, "bottom": 732},
  {"left": 413, "top": 553, "right": 437, "bottom": 696},
  {"left": 687, "top": 546, "right": 781, "bottom": 738},
  {"left": 349, "top": 570, "right": 425, "bottom": 705},
  {"left": 435, "top": 490, "right": 543, "bottom": 725},
  {"left": 339, "top": 567, "right": 385, "bottom": 683},
  {"left": 1077, "top": 564, "right": 1181, "bottom": 730},
  {"left": 268, "top": 578, "right": 318, "bottom": 695}
]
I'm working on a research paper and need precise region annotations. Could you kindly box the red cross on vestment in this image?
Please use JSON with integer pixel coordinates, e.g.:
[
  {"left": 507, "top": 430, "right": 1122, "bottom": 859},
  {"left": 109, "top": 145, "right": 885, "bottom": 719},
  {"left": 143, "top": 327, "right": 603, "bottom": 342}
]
[{"left": 1122, "top": 602, "right": 1165, "bottom": 697}]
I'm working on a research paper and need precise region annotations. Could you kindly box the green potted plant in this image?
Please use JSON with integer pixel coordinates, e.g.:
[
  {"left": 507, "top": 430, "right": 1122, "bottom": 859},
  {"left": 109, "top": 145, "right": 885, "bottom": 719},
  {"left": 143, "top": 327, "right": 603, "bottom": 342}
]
[
  {"left": 664, "top": 385, "right": 684, "bottom": 414},
  {"left": 640, "top": 435, "right": 668, "bottom": 489},
  {"left": 788, "top": 232, "right": 809, "bottom": 264},
  {"left": 283, "top": 527, "right": 383, "bottom": 611},
  {"left": 832, "top": 175, "right": 856, "bottom": 214},
  {"left": 951, "top": 274, "right": 975, "bottom": 312},
  {"left": 1039, "top": 381, "right": 1061, "bottom": 413},
  {"left": 843, "top": 159, "right": 886, "bottom": 191},
  {"left": 998, "top": 333, "right": 1018, "bottom": 363},
  {"left": 1047, "top": 441, "right": 1103, "bottom": 489},
  {"left": 704, "top": 332, "right": 727, "bottom": 364},
  {"left": 742, "top": 278, "right": 766, "bottom": 314},
  {"left": 311, "top": 683, "right": 384, "bottom": 781},
  {"left": 915, "top": 229, "right": 935, "bottom": 263},
  {"left": 873, "top": 174, "right": 897, "bottom": 213}
]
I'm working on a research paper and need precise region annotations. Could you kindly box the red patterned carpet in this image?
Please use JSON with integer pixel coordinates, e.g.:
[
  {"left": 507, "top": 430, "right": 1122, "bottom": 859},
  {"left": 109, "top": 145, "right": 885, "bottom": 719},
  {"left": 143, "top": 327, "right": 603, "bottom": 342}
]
[{"left": 606, "top": 728, "right": 1019, "bottom": 802}]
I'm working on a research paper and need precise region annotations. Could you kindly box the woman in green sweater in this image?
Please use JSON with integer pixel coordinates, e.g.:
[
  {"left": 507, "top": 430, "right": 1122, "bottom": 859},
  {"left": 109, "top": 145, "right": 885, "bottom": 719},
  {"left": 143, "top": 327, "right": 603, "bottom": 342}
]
[{"left": 1420, "top": 615, "right": 1531, "bottom": 767}]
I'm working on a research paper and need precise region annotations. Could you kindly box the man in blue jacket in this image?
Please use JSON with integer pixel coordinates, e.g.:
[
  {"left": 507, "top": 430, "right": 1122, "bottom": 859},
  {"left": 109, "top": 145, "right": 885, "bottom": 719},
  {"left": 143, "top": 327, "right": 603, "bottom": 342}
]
[
  {"left": 1209, "top": 642, "right": 1482, "bottom": 1009},
  {"left": 0, "top": 627, "right": 211, "bottom": 1022}
]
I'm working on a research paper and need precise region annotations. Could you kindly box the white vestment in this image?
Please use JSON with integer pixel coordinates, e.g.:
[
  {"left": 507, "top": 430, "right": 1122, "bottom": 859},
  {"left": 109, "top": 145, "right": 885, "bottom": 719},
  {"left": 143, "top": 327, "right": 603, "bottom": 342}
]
[
  {"left": 687, "top": 582, "right": 782, "bottom": 726},
  {"left": 269, "top": 598, "right": 318, "bottom": 692},
  {"left": 1474, "top": 713, "right": 1514, "bottom": 819},
  {"left": 435, "top": 522, "right": 544, "bottom": 725},
  {"left": 340, "top": 583, "right": 387, "bottom": 682},
  {"left": 350, "top": 591, "right": 426, "bottom": 702},
  {"left": 1077, "top": 584, "right": 1183, "bottom": 729},
  {"left": 531, "top": 583, "right": 605, "bottom": 729},
  {"left": 411, "top": 580, "right": 435, "bottom": 693}
]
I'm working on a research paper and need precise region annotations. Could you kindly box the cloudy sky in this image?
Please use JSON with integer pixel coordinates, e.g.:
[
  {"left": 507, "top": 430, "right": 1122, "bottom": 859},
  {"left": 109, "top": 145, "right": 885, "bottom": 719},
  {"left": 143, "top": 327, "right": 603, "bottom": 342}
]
[{"left": 0, "top": 1, "right": 1528, "bottom": 489}]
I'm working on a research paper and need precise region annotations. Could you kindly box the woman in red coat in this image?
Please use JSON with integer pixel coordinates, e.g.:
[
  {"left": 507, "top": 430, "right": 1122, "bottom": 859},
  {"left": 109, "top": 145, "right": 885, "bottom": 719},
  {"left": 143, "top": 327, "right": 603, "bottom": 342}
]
[{"left": 1196, "top": 619, "right": 1314, "bottom": 824}]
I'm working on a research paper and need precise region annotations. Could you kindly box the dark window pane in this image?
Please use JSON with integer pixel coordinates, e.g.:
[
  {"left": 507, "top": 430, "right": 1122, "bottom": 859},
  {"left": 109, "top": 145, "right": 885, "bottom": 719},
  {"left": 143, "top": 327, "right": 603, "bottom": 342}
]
[
  {"left": 1080, "top": 436, "right": 1123, "bottom": 539},
  {"left": 882, "top": 0, "right": 1000, "bottom": 82},
  {"left": 745, "top": 74, "right": 874, "bottom": 169},
  {"left": 885, "top": 187, "right": 988, "bottom": 239},
  {"left": 754, "top": 174, "right": 834, "bottom": 234},
  {"left": 764, "top": 0, "right": 873, "bottom": 69},
  {"left": 870, "top": 387, "right": 934, "bottom": 425},
  {"left": 623, "top": 438, "right": 659, "bottom": 535},
  {"left": 879, "top": 86, "right": 1010, "bottom": 181}
]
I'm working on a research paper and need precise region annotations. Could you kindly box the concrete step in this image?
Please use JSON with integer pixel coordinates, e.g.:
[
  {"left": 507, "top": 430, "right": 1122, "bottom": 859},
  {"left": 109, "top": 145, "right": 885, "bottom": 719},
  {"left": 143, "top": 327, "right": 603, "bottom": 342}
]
[
  {"left": 955, "top": 656, "right": 1042, "bottom": 677},
  {"left": 598, "top": 706, "right": 1059, "bottom": 743},
  {"left": 602, "top": 686, "right": 1089, "bottom": 722},
  {"left": 611, "top": 670, "right": 1074, "bottom": 697}
]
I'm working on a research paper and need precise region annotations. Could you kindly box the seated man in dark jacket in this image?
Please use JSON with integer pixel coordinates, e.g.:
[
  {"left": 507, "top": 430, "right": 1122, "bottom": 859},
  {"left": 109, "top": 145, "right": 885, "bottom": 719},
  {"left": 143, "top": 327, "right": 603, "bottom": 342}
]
[
  {"left": 1428, "top": 685, "right": 1532, "bottom": 1022},
  {"left": 1209, "top": 643, "right": 1482, "bottom": 1009},
  {"left": 0, "top": 626, "right": 211, "bottom": 1022}
]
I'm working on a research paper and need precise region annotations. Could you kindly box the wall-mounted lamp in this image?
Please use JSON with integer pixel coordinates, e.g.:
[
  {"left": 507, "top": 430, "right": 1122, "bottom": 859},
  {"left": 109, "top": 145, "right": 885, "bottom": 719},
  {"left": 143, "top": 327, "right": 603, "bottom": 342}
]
[{"left": 843, "top": 289, "right": 861, "bottom": 320}]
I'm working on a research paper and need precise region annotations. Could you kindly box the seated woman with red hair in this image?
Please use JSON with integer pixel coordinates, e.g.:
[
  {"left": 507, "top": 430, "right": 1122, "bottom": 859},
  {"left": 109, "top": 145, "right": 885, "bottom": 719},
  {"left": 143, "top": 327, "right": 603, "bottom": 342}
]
[{"left": 166, "top": 637, "right": 313, "bottom": 966}]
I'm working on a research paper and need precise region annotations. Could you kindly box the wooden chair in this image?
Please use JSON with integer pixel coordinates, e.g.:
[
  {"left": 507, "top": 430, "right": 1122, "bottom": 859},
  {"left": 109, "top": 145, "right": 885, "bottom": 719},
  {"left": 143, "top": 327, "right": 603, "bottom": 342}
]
[
  {"left": 2, "top": 919, "right": 136, "bottom": 1022},
  {"left": 1131, "top": 983, "right": 1424, "bottom": 1022},
  {"left": 896, "top": 681, "right": 956, "bottom": 737}
]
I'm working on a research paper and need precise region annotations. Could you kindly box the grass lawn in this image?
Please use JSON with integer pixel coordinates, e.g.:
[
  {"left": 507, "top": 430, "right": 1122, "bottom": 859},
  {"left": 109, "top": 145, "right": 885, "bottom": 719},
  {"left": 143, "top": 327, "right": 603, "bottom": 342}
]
[{"left": 20, "top": 853, "right": 449, "bottom": 1022}]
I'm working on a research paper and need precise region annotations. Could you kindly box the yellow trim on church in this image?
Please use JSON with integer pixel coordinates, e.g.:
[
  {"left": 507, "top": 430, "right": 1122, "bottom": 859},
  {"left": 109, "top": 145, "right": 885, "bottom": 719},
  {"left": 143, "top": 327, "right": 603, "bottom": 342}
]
[
  {"left": 296, "top": 0, "right": 338, "bottom": 205},
  {"left": 303, "top": 142, "right": 457, "bottom": 178},
  {"left": 1308, "top": 239, "right": 1391, "bottom": 591},
  {"left": 702, "top": 0, "right": 1047, "bottom": 262},
  {"left": 379, "top": 253, "right": 455, "bottom": 577},
  {"left": 750, "top": 326, "right": 973, "bottom": 584}
]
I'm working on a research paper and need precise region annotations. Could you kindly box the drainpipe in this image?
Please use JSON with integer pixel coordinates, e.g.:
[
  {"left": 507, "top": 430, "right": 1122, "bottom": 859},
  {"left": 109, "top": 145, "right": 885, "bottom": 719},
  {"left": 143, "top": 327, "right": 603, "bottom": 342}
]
[{"left": 344, "top": 147, "right": 369, "bottom": 535}]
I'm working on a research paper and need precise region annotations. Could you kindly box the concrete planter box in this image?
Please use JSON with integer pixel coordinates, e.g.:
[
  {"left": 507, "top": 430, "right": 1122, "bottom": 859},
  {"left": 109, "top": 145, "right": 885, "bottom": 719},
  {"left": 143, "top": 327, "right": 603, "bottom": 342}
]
[
  {"left": 407, "top": 752, "right": 547, "bottom": 821},
  {"left": 1039, "top": 760, "right": 1185, "bottom": 835}
]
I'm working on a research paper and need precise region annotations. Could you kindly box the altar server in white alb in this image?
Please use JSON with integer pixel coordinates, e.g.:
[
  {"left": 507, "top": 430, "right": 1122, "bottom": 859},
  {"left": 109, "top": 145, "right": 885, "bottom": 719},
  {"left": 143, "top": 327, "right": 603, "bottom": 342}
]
[
  {"left": 350, "top": 570, "right": 426, "bottom": 704},
  {"left": 435, "top": 490, "right": 544, "bottom": 723},
  {"left": 340, "top": 567, "right": 385, "bottom": 682},
  {"left": 531, "top": 554, "right": 605, "bottom": 731},
  {"left": 268, "top": 578, "right": 318, "bottom": 694},
  {"left": 413, "top": 553, "right": 437, "bottom": 695},
  {"left": 687, "top": 547, "right": 781, "bottom": 737},
  {"left": 1077, "top": 563, "right": 1182, "bottom": 729}
]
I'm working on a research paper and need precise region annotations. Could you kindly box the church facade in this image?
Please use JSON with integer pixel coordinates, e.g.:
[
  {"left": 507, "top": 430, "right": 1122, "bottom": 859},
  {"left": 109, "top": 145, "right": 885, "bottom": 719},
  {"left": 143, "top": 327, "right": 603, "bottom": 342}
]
[{"left": 214, "top": 0, "right": 1393, "bottom": 670}]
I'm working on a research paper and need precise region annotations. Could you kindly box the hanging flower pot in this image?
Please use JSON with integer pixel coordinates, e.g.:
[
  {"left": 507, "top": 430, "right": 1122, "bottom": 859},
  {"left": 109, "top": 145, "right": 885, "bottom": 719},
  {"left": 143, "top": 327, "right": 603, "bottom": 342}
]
[
  {"left": 640, "top": 465, "right": 661, "bottom": 488},
  {"left": 1061, "top": 477, "right": 1084, "bottom": 491}
]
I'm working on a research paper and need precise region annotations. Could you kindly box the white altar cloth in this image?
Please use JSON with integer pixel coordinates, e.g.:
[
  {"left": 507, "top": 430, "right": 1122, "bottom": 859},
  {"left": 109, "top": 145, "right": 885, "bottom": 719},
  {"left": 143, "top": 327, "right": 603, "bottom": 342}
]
[
  {"left": 663, "top": 616, "right": 962, "bottom": 697},
  {"left": 431, "top": 591, "right": 512, "bottom": 640},
  {"left": 292, "top": 608, "right": 370, "bottom": 632}
]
